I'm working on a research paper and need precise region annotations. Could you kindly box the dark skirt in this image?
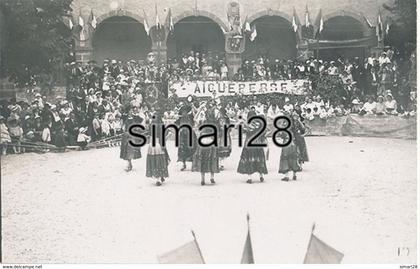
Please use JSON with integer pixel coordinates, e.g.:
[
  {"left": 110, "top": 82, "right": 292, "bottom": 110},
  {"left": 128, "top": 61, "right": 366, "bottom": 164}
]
[
  {"left": 177, "top": 129, "right": 197, "bottom": 162},
  {"left": 278, "top": 143, "right": 301, "bottom": 173},
  {"left": 295, "top": 134, "right": 309, "bottom": 163},
  {"left": 120, "top": 132, "right": 142, "bottom": 160},
  {"left": 146, "top": 144, "right": 169, "bottom": 178},
  {"left": 192, "top": 146, "right": 219, "bottom": 173},
  {"left": 237, "top": 147, "right": 268, "bottom": 175},
  {"left": 218, "top": 133, "right": 232, "bottom": 159}
]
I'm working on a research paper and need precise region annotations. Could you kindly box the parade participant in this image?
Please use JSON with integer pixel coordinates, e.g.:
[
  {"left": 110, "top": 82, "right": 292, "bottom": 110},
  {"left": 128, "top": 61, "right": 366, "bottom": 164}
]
[
  {"left": 120, "top": 107, "right": 143, "bottom": 172},
  {"left": 192, "top": 108, "right": 220, "bottom": 186},
  {"left": 291, "top": 112, "right": 309, "bottom": 165},
  {"left": 175, "top": 103, "right": 197, "bottom": 171},
  {"left": 146, "top": 111, "right": 170, "bottom": 186},
  {"left": 278, "top": 114, "right": 301, "bottom": 181},
  {"left": 217, "top": 106, "right": 232, "bottom": 170},
  {"left": 237, "top": 110, "right": 268, "bottom": 184}
]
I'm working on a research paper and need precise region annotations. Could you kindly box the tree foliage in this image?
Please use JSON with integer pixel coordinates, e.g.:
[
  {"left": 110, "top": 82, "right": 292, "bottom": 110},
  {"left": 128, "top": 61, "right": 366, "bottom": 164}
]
[{"left": 0, "top": 0, "right": 73, "bottom": 87}]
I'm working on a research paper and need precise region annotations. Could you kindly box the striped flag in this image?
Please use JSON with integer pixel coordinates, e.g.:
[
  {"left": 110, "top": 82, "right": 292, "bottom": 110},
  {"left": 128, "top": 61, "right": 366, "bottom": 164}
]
[
  {"left": 249, "top": 25, "right": 257, "bottom": 41},
  {"left": 90, "top": 10, "right": 97, "bottom": 29},
  {"left": 155, "top": 4, "right": 161, "bottom": 29},
  {"left": 376, "top": 11, "right": 383, "bottom": 42},
  {"left": 143, "top": 10, "right": 150, "bottom": 35},
  {"left": 157, "top": 231, "right": 205, "bottom": 264},
  {"left": 78, "top": 10, "right": 84, "bottom": 28},
  {"left": 292, "top": 8, "right": 299, "bottom": 32},
  {"left": 305, "top": 5, "right": 311, "bottom": 27},
  {"left": 166, "top": 8, "right": 174, "bottom": 33},
  {"left": 241, "top": 214, "right": 255, "bottom": 264},
  {"left": 303, "top": 224, "right": 344, "bottom": 264},
  {"left": 68, "top": 17, "right": 74, "bottom": 29}
]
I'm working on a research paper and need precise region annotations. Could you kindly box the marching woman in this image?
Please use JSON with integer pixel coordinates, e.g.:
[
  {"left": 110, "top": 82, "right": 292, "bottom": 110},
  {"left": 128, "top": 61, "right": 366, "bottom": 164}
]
[
  {"left": 217, "top": 106, "right": 232, "bottom": 170},
  {"left": 192, "top": 106, "right": 220, "bottom": 186},
  {"left": 175, "top": 103, "right": 197, "bottom": 171},
  {"left": 291, "top": 112, "right": 309, "bottom": 166},
  {"left": 146, "top": 111, "right": 170, "bottom": 186},
  {"left": 278, "top": 112, "right": 305, "bottom": 181},
  {"left": 237, "top": 110, "right": 268, "bottom": 184},
  {"left": 120, "top": 106, "right": 143, "bottom": 172}
]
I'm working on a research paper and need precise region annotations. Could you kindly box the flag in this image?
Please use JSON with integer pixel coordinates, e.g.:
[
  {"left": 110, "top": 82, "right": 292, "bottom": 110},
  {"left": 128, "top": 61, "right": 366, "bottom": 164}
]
[
  {"left": 166, "top": 8, "right": 174, "bottom": 33},
  {"left": 303, "top": 225, "right": 344, "bottom": 264},
  {"left": 78, "top": 10, "right": 84, "bottom": 28},
  {"left": 68, "top": 17, "right": 74, "bottom": 29},
  {"left": 314, "top": 9, "right": 324, "bottom": 38},
  {"left": 305, "top": 5, "right": 311, "bottom": 27},
  {"left": 376, "top": 11, "right": 383, "bottom": 42},
  {"left": 292, "top": 8, "right": 299, "bottom": 32},
  {"left": 155, "top": 4, "right": 161, "bottom": 29},
  {"left": 385, "top": 21, "right": 390, "bottom": 35},
  {"left": 143, "top": 10, "right": 150, "bottom": 35},
  {"left": 244, "top": 16, "right": 251, "bottom": 32},
  {"left": 241, "top": 214, "right": 255, "bottom": 264},
  {"left": 364, "top": 15, "right": 373, "bottom": 28},
  {"left": 90, "top": 10, "right": 97, "bottom": 29},
  {"left": 157, "top": 231, "right": 205, "bottom": 264},
  {"left": 250, "top": 25, "right": 257, "bottom": 41}
]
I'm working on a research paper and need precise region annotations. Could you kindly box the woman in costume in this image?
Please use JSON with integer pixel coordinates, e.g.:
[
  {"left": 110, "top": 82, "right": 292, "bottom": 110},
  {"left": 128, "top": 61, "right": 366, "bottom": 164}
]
[
  {"left": 237, "top": 110, "right": 268, "bottom": 184},
  {"left": 291, "top": 112, "right": 309, "bottom": 166},
  {"left": 278, "top": 112, "right": 303, "bottom": 181},
  {"left": 145, "top": 111, "right": 170, "bottom": 186},
  {"left": 192, "top": 107, "right": 220, "bottom": 186},
  {"left": 120, "top": 107, "right": 143, "bottom": 172},
  {"left": 217, "top": 106, "right": 232, "bottom": 170},
  {"left": 175, "top": 103, "right": 197, "bottom": 171}
]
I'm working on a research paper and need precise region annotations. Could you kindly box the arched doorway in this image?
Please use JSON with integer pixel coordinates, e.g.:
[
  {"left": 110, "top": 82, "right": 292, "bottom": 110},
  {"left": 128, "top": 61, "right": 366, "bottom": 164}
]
[
  {"left": 319, "top": 16, "right": 366, "bottom": 60},
  {"left": 166, "top": 16, "right": 225, "bottom": 61},
  {"left": 244, "top": 15, "right": 297, "bottom": 60},
  {"left": 92, "top": 16, "right": 152, "bottom": 63}
]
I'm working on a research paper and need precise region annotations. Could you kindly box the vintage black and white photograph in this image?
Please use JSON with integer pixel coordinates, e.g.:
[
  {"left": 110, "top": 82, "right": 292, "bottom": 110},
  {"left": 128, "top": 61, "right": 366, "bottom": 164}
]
[{"left": 0, "top": 0, "right": 417, "bottom": 266}]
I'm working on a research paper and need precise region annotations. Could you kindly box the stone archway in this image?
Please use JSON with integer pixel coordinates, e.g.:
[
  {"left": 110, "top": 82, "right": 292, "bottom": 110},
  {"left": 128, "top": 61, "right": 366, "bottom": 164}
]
[
  {"left": 245, "top": 11, "right": 298, "bottom": 60},
  {"left": 92, "top": 11, "right": 152, "bottom": 63},
  {"left": 166, "top": 14, "right": 226, "bottom": 61},
  {"left": 323, "top": 10, "right": 372, "bottom": 37}
]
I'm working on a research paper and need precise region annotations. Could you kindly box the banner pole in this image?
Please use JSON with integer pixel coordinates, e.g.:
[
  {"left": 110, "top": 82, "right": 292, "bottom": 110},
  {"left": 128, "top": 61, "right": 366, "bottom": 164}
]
[{"left": 191, "top": 230, "right": 205, "bottom": 264}]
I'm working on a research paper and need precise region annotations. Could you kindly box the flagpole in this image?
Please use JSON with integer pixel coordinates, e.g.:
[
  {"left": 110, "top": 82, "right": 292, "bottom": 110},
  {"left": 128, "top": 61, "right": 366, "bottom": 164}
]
[
  {"left": 191, "top": 230, "right": 205, "bottom": 264},
  {"left": 303, "top": 222, "right": 316, "bottom": 263}
]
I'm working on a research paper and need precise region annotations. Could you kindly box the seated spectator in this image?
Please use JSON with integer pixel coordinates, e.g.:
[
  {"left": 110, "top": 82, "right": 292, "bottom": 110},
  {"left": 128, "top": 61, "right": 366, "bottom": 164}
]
[
  {"left": 375, "top": 95, "right": 387, "bottom": 115},
  {"left": 384, "top": 94, "right": 398, "bottom": 115},
  {"left": 360, "top": 96, "right": 377, "bottom": 115},
  {"left": 0, "top": 115, "right": 11, "bottom": 155}
]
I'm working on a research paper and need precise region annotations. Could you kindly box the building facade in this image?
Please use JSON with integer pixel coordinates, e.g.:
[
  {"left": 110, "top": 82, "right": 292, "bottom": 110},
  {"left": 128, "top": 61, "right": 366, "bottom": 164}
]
[{"left": 71, "top": 0, "right": 393, "bottom": 76}]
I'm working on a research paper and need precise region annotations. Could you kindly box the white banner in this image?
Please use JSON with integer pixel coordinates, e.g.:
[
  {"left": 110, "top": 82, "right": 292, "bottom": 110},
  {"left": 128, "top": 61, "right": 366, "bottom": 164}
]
[{"left": 168, "top": 80, "right": 310, "bottom": 98}]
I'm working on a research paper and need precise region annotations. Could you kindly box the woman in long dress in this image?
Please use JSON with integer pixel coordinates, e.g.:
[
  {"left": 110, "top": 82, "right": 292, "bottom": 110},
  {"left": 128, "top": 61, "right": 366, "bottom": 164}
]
[
  {"left": 192, "top": 108, "right": 220, "bottom": 185},
  {"left": 146, "top": 112, "right": 170, "bottom": 186},
  {"left": 217, "top": 107, "right": 232, "bottom": 170},
  {"left": 291, "top": 112, "right": 309, "bottom": 165},
  {"left": 120, "top": 107, "right": 143, "bottom": 172},
  {"left": 176, "top": 104, "right": 197, "bottom": 171},
  {"left": 237, "top": 110, "right": 268, "bottom": 184},
  {"left": 278, "top": 112, "right": 305, "bottom": 181}
]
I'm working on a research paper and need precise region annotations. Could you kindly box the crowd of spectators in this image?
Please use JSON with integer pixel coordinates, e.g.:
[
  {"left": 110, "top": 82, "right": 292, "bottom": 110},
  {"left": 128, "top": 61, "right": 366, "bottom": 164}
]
[{"left": 0, "top": 47, "right": 416, "bottom": 155}]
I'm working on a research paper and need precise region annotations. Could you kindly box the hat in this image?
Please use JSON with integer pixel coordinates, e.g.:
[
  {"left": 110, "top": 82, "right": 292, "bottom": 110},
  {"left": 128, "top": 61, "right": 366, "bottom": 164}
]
[
  {"left": 111, "top": 59, "right": 117, "bottom": 64},
  {"left": 35, "top": 93, "right": 42, "bottom": 97},
  {"left": 352, "top": 99, "right": 361, "bottom": 105},
  {"left": 79, "top": 127, "right": 86, "bottom": 133},
  {"left": 285, "top": 97, "right": 290, "bottom": 103}
]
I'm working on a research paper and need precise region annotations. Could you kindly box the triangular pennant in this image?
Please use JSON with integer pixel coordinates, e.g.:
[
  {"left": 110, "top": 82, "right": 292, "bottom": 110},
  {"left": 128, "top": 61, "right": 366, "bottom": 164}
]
[
  {"left": 303, "top": 233, "right": 344, "bottom": 264},
  {"left": 158, "top": 232, "right": 205, "bottom": 264},
  {"left": 241, "top": 214, "right": 255, "bottom": 264}
]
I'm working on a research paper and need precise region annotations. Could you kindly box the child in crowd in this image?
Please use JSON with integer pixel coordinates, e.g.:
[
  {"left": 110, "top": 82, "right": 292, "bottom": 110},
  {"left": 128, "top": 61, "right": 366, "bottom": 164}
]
[{"left": 77, "top": 127, "right": 91, "bottom": 150}]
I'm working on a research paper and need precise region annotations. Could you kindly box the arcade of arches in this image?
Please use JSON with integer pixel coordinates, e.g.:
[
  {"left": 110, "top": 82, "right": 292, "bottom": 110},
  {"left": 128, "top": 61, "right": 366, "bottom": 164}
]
[{"left": 84, "top": 13, "right": 376, "bottom": 70}]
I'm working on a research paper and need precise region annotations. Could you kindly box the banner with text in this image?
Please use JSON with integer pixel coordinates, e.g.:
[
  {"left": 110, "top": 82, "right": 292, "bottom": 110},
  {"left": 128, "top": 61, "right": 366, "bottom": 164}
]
[{"left": 169, "top": 80, "right": 310, "bottom": 98}]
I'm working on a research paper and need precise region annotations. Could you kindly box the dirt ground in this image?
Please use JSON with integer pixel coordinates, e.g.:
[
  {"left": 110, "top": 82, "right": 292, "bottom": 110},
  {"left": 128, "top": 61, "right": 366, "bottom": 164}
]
[{"left": 1, "top": 136, "right": 417, "bottom": 264}]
